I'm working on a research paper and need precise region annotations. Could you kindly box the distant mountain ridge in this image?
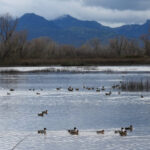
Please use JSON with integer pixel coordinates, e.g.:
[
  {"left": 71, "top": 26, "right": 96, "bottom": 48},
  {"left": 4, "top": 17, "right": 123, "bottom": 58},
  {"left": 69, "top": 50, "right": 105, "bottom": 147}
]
[{"left": 17, "top": 13, "right": 150, "bottom": 46}]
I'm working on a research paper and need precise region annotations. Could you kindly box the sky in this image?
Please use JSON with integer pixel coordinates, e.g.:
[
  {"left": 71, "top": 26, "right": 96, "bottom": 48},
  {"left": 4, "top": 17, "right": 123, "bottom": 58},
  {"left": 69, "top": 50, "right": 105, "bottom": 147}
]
[{"left": 0, "top": 0, "right": 150, "bottom": 27}]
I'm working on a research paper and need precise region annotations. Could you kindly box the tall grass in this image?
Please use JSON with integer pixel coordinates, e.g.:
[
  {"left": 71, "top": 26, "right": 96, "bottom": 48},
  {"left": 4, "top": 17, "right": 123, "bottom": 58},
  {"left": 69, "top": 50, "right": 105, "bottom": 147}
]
[{"left": 121, "top": 79, "right": 150, "bottom": 91}]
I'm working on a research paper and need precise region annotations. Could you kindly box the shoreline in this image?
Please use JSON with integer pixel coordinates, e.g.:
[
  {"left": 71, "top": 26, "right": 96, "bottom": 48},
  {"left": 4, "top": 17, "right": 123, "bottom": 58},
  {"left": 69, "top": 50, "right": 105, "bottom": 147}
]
[
  {"left": 0, "top": 65, "right": 150, "bottom": 74},
  {"left": 1, "top": 57, "right": 150, "bottom": 67}
]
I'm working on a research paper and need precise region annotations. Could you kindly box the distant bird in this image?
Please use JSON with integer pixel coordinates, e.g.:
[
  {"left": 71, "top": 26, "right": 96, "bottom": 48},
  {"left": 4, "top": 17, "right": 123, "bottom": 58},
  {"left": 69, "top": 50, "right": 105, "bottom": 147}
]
[
  {"left": 141, "top": 95, "right": 144, "bottom": 98},
  {"left": 7, "top": 92, "right": 11, "bottom": 95},
  {"left": 105, "top": 91, "right": 111, "bottom": 96},
  {"left": 125, "top": 125, "right": 133, "bottom": 132},
  {"left": 101, "top": 86, "right": 105, "bottom": 91},
  {"left": 42, "top": 110, "right": 48, "bottom": 115},
  {"left": 10, "top": 89, "right": 14, "bottom": 91},
  {"left": 96, "top": 88, "right": 100, "bottom": 92},
  {"left": 56, "top": 88, "right": 61, "bottom": 90},
  {"left": 96, "top": 130, "right": 104, "bottom": 134},
  {"left": 38, "top": 128, "right": 47, "bottom": 135},
  {"left": 38, "top": 112, "right": 44, "bottom": 117},
  {"left": 119, "top": 131, "right": 127, "bottom": 136},
  {"left": 68, "top": 127, "right": 79, "bottom": 135},
  {"left": 68, "top": 87, "right": 73, "bottom": 92}
]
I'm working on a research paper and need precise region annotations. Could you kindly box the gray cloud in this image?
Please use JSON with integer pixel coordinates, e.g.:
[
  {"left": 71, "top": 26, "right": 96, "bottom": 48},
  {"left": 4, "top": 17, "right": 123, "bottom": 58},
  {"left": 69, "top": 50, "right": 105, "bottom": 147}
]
[
  {"left": 0, "top": 0, "right": 150, "bottom": 27},
  {"left": 82, "top": 0, "right": 150, "bottom": 10}
]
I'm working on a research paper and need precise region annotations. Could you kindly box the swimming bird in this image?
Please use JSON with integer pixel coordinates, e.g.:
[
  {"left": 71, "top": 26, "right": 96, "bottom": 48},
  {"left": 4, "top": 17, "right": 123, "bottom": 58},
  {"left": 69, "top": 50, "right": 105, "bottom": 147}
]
[
  {"left": 96, "top": 88, "right": 100, "bottom": 92},
  {"left": 10, "top": 89, "right": 14, "bottom": 91},
  {"left": 38, "top": 128, "right": 47, "bottom": 135},
  {"left": 119, "top": 130, "right": 127, "bottom": 136},
  {"left": 68, "top": 127, "right": 79, "bottom": 135},
  {"left": 125, "top": 125, "right": 133, "bottom": 131},
  {"left": 96, "top": 130, "right": 104, "bottom": 134},
  {"left": 38, "top": 112, "right": 44, "bottom": 117},
  {"left": 68, "top": 87, "right": 73, "bottom": 92},
  {"left": 105, "top": 91, "right": 111, "bottom": 96},
  {"left": 42, "top": 110, "right": 48, "bottom": 115}
]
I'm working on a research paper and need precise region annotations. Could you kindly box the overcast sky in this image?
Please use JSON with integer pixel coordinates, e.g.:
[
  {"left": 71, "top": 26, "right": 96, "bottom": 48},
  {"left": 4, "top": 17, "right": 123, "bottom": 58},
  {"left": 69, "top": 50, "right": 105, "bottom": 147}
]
[{"left": 0, "top": 0, "right": 150, "bottom": 27}]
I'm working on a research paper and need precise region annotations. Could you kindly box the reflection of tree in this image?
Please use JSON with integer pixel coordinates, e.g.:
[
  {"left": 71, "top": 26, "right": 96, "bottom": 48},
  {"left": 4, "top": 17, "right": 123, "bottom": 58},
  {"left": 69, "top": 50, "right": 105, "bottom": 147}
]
[{"left": 0, "top": 74, "right": 20, "bottom": 89}]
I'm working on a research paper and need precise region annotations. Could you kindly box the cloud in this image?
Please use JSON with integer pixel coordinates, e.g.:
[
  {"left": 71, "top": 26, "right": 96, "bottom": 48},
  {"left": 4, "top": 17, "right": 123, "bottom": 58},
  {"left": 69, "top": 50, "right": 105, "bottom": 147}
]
[
  {"left": 0, "top": 0, "right": 150, "bottom": 27},
  {"left": 82, "top": 0, "right": 150, "bottom": 10}
]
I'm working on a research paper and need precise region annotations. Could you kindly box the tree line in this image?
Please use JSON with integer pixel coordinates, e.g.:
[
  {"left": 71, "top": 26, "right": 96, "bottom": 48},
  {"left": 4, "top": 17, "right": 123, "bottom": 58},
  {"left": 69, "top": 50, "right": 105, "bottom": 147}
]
[{"left": 0, "top": 14, "right": 150, "bottom": 66}]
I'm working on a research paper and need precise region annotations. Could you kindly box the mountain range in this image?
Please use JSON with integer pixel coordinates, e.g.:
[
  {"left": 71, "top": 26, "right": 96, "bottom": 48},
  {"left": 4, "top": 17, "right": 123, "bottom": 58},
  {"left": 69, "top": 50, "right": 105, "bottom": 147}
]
[{"left": 17, "top": 13, "right": 150, "bottom": 46}]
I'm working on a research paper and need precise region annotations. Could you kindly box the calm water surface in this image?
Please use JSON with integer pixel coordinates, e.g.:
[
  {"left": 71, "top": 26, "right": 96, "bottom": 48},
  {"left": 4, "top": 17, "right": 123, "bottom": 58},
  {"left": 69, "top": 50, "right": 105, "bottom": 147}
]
[{"left": 0, "top": 69, "right": 150, "bottom": 150}]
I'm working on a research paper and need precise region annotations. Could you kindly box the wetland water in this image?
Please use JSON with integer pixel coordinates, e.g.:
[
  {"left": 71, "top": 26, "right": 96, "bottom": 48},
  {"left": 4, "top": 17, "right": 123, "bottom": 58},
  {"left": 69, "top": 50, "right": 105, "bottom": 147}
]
[{"left": 0, "top": 66, "right": 150, "bottom": 150}]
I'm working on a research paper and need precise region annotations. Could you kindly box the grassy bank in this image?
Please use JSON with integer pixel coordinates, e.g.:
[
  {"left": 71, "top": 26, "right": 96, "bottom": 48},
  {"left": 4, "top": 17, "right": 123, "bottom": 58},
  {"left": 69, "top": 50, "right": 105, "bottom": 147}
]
[{"left": 0, "top": 57, "right": 150, "bottom": 66}]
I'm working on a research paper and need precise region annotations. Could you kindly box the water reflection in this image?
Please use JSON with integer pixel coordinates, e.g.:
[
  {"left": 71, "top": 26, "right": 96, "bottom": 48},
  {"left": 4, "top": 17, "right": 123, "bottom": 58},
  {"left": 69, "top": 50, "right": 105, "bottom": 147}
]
[{"left": 0, "top": 71, "right": 149, "bottom": 150}]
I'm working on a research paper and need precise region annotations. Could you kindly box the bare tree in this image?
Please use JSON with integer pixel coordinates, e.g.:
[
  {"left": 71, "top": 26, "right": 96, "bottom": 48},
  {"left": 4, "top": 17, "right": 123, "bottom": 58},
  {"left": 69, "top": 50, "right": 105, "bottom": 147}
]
[
  {"left": 0, "top": 13, "right": 18, "bottom": 59},
  {"left": 141, "top": 32, "right": 150, "bottom": 56}
]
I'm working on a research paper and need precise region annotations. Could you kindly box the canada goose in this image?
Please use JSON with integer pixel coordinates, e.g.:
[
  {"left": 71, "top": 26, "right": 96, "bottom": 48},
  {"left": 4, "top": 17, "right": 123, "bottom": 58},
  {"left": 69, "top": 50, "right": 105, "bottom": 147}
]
[
  {"left": 75, "top": 88, "right": 79, "bottom": 91},
  {"left": 36, "top": 92, "right": 40, "bottom": 95},
  {"left": 68, "top": 127, "right": 79, "bottom": 135},
  {"left": 141, "top": 95, "right": 144, "bottom": 98},
  {"left": 96, "top": 130, "right": 104, "bottom": 134},
  {"left": 38, "top": 112, "right": 44, "bottom": 117}
]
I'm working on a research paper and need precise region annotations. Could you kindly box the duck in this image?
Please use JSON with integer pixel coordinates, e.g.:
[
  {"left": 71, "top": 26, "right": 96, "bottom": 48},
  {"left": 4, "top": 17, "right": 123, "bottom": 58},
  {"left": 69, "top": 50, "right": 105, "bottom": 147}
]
[
  {"left": 38, "top": 112, "right": 44, "bottom": 117},
  {"left": 101, "top": 86, "right": 105, "bottom": 91},
  {"left": 7, "top": 92, "right": 11, "bottom": 95},
  {"left": 75, "top": 88, "right": 79, "bottom": 91},
  {"left": 68, "top": 87, "right": 73, "bottom": 92},
  {"left": 141, "top": 95, "right": 144, "bottom": 98},
  {"left": 10, "top": 89, "right": 14, "bottom": 91},
  {"left": 96, "top": 130, "right": 104, "bottom": 134},
  {"left": 119, "top": 130, "right": 127, "bottom": 136},
  {"left": 42, "top": 110, "right": 48, "bottom": 115},
  {"left": 96, "top": 88, "right": 100, "bottom": 92},
  {"left": 125, "top": 125, "right": 133, "bottom": 131},
  {"left": 38, "top": 128, "right": 47, "bottom": 135},
  {"left": 68, "top": 127, "right": 79, "bottom": 135},
  {"left": 114, "top": 127, "right": 124, "bottom": 134},
  {"left": 105, "top": 91, "right": 111, "bottom": 96}
]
